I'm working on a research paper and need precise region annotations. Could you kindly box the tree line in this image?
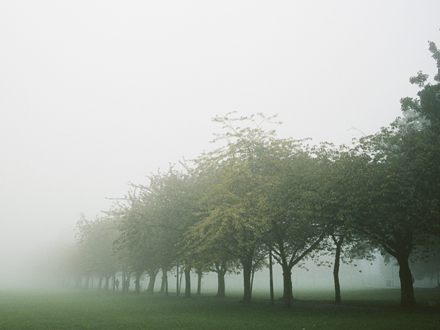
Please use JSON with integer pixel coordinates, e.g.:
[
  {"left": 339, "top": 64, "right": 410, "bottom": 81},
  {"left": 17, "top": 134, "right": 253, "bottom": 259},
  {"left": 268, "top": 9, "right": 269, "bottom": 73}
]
[{"left": 73, "top": 39, "right": 440, "bottom": 307}]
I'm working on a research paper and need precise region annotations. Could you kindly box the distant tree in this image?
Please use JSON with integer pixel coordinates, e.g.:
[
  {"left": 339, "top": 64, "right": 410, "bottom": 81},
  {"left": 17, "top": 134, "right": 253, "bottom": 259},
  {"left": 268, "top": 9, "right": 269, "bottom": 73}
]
[
  {"left": 117, "top": 164, "right": 205, "bottom": 297},
  {"left": 115, "top": 200, "right": 161, "bottom": 294},
  {"left": 75, "top": 214, "right": 119, "bottom": 290},
  {"left": 315, "top": 145, "right": 376, "bottom": 304}
]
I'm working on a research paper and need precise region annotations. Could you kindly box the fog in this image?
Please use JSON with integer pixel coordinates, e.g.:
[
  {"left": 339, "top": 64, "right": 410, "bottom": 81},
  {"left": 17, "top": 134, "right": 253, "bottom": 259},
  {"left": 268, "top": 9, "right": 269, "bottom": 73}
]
[
  {"left": 3, "top": 238, "right": 427, "bottom": 296},
  {"left": 1, "top": 1, "right": 439, "bottom": 291}
]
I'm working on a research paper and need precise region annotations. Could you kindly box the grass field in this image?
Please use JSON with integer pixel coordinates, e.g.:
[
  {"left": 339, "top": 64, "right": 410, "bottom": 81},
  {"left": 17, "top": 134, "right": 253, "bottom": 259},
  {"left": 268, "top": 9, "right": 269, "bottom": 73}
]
[{"left": 0, "top": 288, "right": 439, "bottom": 329}]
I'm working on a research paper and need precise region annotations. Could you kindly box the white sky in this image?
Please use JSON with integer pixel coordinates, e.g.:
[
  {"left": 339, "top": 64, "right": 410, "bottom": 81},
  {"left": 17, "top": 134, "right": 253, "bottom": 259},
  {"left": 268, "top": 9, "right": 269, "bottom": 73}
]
[{"left": 1, "top": 1, "right": 439, "bottom": 274}]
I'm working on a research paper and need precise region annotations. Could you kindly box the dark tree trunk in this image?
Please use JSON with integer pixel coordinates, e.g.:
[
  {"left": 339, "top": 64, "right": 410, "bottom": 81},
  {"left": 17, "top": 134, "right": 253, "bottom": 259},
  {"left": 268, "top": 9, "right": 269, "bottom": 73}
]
[
  {"left": 122, "top": 272, "right": 126, "bottom": 292},
  {"left": 184, "top": 267, "right": 191, "bottom": 298},
  {"left": 250, "top": 266, "right": 256, "bottom": 294},
  {"left": 111, "top": 273, "right": 116, "bottom": 291},
  {"left": 396, "top": 255, "right": 416, "bottom": 307},
  {"left": 277, "top": 252, "right": 294, "bottom": 307},
  {"left": 333, "top": 237, "right": 343, "bottom": 304},
  {"left": 160, "top": 267, "right": 168, "bottom": 295},
  {"left": 216, "top": 270, "right": 226, "bottom": 298},
  {"left": 282, "top": 266, "right": 293, "bottom": 307},
  {"left": 146, "top": 269, "right": 157, "bottom": 294},
  {"left": 215, "top": 261, "right": 227, "bottom": 298},
  {"left": 160, "top": 276, "right": 165, "bottom": 293},
  {"left": 269, "top": 248, "right": 274, "bottom": 305},
  {"left": 134, "top": 272, "right": 142, "bottom": 293},
  {"left": 274, "top": 243, "right": 293, "bottom": 306},
  {"left": 196, "top": 268, "right": 202, "bottom": 296},
  {"left": 276, "top": 233, "right": 325, "bottom": 307},
  {"left": 242, "top": 258, "right": 253, "bottom": 303},
  {"left": 124, "top": 275, "right": 131, "bottom": 292},
  {"left": 176, "top": 264, "right": 180, "bottom": 296}
]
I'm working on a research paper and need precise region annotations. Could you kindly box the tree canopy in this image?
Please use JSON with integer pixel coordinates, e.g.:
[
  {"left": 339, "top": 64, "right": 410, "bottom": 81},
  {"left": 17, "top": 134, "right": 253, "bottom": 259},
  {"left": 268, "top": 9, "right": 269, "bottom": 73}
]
[{"left": 68, "top": 37, "right": 440, "bottom": 308}]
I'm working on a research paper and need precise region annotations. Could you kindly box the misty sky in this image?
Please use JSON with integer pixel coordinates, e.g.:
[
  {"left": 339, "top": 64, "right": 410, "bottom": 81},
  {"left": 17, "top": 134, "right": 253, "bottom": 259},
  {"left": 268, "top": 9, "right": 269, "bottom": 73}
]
[{"left": 1, "top": 1, "right": 439, "bottom": 274}]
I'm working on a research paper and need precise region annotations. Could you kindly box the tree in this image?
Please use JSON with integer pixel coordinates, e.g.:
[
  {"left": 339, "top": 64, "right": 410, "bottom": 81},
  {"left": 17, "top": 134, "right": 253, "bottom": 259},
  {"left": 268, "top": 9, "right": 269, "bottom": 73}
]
[
  {"left": 75, "top": 214, "right": 119, "bottom": 290},
  {"left": 194, "top": 159, "right": 267, "bottom": 302},
  {"left": 333, "top": 37, "right": 440, "bottom": 307},
  {"left": 187, "top": 113, "right": 278, "bottom": 302},
  {"left": 398, "top": 39, "right": 440, "bottom": 238},
  {"left": 115, "top": 199, "right": 161, "bottom": 294},
  {"left": 338, "top": 135, "right": 428, "bottom": 307},
  {"left": 315, "top": 145, "right": 376, "bottom": 304},
  {"left": 116, "top": 164, "right": 205, "bottom": 297},
  {"left": 260, "top": 141, "right": 327, "bottom": 307}
]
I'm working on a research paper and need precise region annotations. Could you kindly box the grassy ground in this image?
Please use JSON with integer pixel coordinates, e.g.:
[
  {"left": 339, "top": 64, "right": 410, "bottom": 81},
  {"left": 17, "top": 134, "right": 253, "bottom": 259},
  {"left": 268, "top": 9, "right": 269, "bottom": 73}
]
[{"left": 0, "top": 288, "right": 439, "bottom": 329}]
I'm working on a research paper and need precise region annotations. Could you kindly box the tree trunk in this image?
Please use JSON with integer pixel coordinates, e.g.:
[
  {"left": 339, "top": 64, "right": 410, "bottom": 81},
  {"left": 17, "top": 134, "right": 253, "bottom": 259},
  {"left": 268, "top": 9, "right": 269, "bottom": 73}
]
[
  {"left": 176, "top": 264, "right": 180, "bottom": 296},
  {"left": 269, "top": 248, "right": 274, "bottom": 305},
  {"left": 333, "top": 238, "right": 343, "bottom": 304},
  {"left": 84, "top": 276, "right": 90, "bottom": 290},
  {"left": 276, "top": 251, "right": 294, "bottom": 306},
  {"left": 122, "top": 272, "right": 126, "bottom": 292},
  {"left": 125, "top": 275, "right": 131, "bottom": 292},
  {"left": 282, "top": 267, "right": 293, "bottom": 307},
  {"left": 184, "top": 267, "right": 191, "bottom": 298},
  {"left": 278, "top": 253, "right": 294, "bottom": 306},
  {"left": 214, "top": 261, "right": 227, "bottom": 298},
  {"left": 146, "top": 269, "right": 157, "bottom": 294},
  {"left": 111, "top": 273, "right": 116, "bottom": 291},
  {"left": 396, "top": 255, "right": 416, "bottom": 307},
  {"left": 134, "top": 272, "right": 141, "bottom": 293},
  {"left": 159, "top": 267, "right": 168, "bottom": 295},
  {"left": 216, "top": 269, "right": 226, "bottom": 298},
  {"left": 196, "top": 268, "right": 202, "bottom": 296},
  {"left": 250, "top": 266, "right": 256, "bottom": 294},
  {"left": 242, "top": 258, "right": 253, "bottom": 303}
]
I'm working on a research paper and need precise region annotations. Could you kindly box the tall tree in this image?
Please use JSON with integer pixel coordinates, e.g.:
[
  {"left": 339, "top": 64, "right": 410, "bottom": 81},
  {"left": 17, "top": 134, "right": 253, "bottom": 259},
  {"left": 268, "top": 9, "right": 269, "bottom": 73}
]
[
  {"left": 398, "top": 39, "right": 440, "bottom": 238},
  {"left": 315, "top": 145, "right": 376, "bottom": 304},
  {"left": 334, "top": 38, "right": 440, "bottom": 307},
  {"left": 188, "top": 113, "right": 278, "bottom": 302},
  {"left": 340, "top": 136, "right": 426, "bottom": 306},
  {"left": 260, "top": 141, "right": 327, "bottom": 307}
]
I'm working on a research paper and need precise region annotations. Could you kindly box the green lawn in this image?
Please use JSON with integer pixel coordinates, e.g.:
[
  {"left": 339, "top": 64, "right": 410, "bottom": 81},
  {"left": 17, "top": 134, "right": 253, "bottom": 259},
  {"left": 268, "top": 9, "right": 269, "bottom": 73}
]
[{"left": 0, "top": 289, "right": 439, "bottom": 329}]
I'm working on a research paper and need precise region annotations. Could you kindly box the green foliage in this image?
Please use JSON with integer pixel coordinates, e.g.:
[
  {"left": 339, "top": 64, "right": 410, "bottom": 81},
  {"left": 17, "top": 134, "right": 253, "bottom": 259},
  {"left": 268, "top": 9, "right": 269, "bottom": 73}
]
[
  {"left": 69, "top": 34, "right": 440, "bottom": 308},
  {"left": 75, "top": 214, "right": 119, "bottom": 283},
  {"left": 403, "top": 40, "right": 440, "bottom": 126},
  {"left": 115, "top": 164, "right": 205, "bottom": 292}
]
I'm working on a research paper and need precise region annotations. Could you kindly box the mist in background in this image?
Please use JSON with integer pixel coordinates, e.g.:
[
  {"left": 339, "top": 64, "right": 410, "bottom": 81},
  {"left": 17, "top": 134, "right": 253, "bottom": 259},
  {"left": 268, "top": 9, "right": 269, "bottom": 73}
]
[{"left": 1, "top": 1, "right": 440, "bottom": 290}]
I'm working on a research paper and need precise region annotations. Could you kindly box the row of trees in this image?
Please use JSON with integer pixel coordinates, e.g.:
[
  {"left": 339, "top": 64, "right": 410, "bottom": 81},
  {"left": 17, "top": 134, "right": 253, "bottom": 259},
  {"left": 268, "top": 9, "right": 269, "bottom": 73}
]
[{"left": 75, "top": 39, "right": 440, "bottom": 307}]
